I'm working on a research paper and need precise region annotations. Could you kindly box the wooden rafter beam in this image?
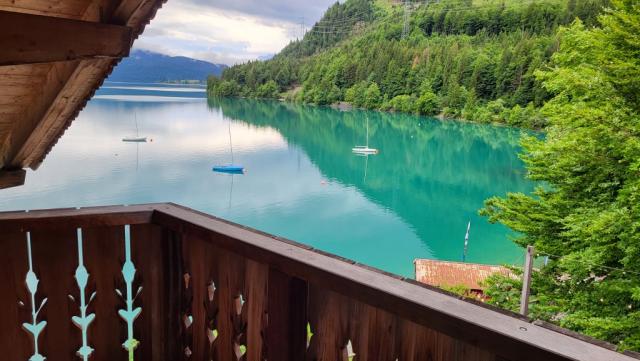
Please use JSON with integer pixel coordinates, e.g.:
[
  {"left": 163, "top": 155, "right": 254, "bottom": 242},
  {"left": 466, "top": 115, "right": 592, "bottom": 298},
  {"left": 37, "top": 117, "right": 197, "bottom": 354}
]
[
  {"left": 0, "top": 168, "right": 26, "bottom": 189},
  {"left": 0, "top": 10, "right": 133, "bottom": 66}
]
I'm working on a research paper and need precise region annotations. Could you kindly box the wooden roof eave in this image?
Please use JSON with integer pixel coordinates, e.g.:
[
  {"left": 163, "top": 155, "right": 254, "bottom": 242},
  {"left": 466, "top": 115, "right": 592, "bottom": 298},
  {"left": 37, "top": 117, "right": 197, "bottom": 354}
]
[{"left": 0, "top": 0, "right": 167, "bottom": 189}]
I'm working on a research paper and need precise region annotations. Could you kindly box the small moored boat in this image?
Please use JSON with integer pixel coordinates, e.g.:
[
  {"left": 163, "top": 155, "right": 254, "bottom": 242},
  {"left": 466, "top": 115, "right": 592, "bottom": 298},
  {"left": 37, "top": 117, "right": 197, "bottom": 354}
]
[
  {"left": 352, "top": 116, "right": 378, "bottom": 155},
  {"left": 122, "top": 136, "right": 147, "bottom": 142},
  {"left": 352, "top": 146, "right": 378, "bottom": 155},
  {"left": 213, "top": 120, "right": 244, "bottom": 174},
  {"left": 123, "top": 112, "right": 147, "bottom": 142},
  {"left": 213, "top": 164, "right": 244, "bottom": 174}
]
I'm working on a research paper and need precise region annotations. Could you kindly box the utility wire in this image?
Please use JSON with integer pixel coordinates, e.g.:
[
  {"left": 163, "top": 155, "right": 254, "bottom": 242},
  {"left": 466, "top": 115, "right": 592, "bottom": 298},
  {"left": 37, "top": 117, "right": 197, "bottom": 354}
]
[
  {"left": 315, "top": 11, "right": 371, "bottom": 25},
  {"left": 534, "top": 250, "right": 640, "bottom": 276}
]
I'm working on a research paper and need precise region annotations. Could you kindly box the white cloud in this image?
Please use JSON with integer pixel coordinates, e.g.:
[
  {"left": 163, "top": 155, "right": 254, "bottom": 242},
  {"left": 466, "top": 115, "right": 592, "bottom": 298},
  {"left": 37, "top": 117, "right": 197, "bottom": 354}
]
[{"left": 134, "top": 0, "right": 334, "bottom": 65}]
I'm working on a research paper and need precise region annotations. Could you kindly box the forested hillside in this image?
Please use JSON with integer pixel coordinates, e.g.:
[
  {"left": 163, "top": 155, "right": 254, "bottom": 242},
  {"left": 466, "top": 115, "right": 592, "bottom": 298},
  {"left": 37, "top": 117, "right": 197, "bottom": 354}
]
[{"left": 208, "top": 0, "right": 608, "bottom": 128}]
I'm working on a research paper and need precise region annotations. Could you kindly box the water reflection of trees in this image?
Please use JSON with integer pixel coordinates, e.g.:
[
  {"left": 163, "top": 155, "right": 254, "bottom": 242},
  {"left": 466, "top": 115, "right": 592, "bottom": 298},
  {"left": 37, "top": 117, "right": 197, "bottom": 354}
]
[{"left": 207, "top": 97, "right": 534, "bottom": 261}]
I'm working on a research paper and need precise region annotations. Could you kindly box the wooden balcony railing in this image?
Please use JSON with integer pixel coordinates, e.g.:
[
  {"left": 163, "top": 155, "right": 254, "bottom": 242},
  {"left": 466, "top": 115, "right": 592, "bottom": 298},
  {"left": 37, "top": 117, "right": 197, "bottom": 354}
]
[{"left": 0, "top": 203, "right": 636, "bottom": 361}]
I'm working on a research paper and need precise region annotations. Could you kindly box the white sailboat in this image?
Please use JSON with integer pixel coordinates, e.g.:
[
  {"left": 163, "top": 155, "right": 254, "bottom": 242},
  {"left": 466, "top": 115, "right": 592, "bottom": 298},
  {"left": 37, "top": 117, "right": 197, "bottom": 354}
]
[
  {"left": 352, "top": 116, "right": 378, "bottom": 155},
  {"left": 122, "top": 112, "right": 147, "bottom": 142}
]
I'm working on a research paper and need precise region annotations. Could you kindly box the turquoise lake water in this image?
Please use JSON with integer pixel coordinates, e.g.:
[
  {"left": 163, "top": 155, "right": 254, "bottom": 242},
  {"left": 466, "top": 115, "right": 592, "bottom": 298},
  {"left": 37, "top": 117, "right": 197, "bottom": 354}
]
[{"left": 0, "top": 83, "right": 534, "bottom": 277}]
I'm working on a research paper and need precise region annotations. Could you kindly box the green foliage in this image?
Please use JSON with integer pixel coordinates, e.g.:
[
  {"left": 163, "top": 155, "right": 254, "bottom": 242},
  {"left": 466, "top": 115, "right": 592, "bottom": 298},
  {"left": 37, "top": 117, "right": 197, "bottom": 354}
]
[
  {"left": 416, "top": 90, "right": 440, "bottom": 115},
  {"left": 207, "top": 77, "right": 241, "bottom": 97},
  {"left": 481, "top": 1, "right": 640, "bottom": 350},
  {"left": 345, "top": 81, "right": 368, "bottom": 107},
  {"left": 364, "top": 82, "right": 382, "bottom": 108},
  {"left": 209, "top": 0, "right": 608, "bottom": 127},
  {"left": 256, "top": 80, "right": 279, "bottom": 98},
  {"left": 441, "top": 284, "right": 472, "bottom": 298},
  {"left": 389, "top": 95, "right": 416, "bottom": 113}
]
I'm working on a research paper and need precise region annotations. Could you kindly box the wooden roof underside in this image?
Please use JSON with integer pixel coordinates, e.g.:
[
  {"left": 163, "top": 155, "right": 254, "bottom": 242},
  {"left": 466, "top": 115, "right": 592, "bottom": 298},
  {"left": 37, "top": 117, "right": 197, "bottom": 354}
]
[{"left": 0, "top": 0, "right": 166, "bottom": 188}]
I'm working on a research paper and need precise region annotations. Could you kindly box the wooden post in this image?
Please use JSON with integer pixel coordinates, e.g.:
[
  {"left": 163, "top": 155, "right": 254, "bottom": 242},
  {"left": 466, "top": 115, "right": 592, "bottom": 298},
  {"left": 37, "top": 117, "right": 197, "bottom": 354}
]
[{"left": 520, "top": 245, "right": 535, "bottom": 316}]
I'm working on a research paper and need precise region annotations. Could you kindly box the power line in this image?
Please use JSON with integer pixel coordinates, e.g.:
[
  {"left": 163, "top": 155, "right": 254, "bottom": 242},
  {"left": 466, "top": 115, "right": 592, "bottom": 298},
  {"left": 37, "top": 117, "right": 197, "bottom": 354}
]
[
  {"left": 534, "top": 250, "right": 640, "bottom": 276},
  {"left": 314, "top": 11, "right": 371, "bottom": 25}
]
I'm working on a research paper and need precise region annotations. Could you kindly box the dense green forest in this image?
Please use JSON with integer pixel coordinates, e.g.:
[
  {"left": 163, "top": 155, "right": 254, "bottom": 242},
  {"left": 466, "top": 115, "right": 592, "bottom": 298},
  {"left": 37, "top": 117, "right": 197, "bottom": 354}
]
[
  {"left": 482, "top": 0, "right": 640, "bottom": 351},
  {"left": 208, "top": 0, "right": 608, "bottom": 128}
]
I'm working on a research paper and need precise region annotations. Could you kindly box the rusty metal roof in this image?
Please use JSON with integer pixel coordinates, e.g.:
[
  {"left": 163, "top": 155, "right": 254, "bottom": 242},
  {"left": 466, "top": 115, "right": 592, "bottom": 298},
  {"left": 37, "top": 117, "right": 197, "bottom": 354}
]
[{"left": 414, "top": 259, "right": 514, "bottom": 290}]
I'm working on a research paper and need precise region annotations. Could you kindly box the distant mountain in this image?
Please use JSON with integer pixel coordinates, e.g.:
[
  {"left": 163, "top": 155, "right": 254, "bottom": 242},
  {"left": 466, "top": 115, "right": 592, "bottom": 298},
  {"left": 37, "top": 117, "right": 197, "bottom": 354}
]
[
  {"left": 108, "top": 50, "right": 227, "bottom": 83},
  {"left": 257, "top": 54, "right": 275, "bottom": 61}
]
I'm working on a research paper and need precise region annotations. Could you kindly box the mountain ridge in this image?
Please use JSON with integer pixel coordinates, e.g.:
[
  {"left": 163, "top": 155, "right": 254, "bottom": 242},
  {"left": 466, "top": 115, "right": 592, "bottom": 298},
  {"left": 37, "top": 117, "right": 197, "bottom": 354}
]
[{"left": 109, "top": 50, "right": 227, "bottom": 83}]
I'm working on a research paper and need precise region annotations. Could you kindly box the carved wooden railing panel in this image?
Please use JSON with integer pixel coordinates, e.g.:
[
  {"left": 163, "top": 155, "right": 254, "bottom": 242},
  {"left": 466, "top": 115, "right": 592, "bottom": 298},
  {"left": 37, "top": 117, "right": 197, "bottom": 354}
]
[
  {"left": 82, "top": 226, "right": 125, "bottom": 361},
  {"left": 0, "top": 204, "right": 636, "bottom": 361},
  {"left": 0, "top": 229, "right": 31, "bottom": 361}
]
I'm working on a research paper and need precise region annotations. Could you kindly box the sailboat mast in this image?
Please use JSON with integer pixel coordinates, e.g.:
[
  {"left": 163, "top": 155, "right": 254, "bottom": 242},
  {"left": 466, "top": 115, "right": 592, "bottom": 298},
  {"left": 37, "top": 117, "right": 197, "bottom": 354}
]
[
  {"left": 135, "top": 112, "right": 139, "bottom": 137},
  {"left": 366, "top": 116, "right": 369, "bottom": 148},
  {"left": 228, "top": 120, "right": 234, "bottom": 164}
]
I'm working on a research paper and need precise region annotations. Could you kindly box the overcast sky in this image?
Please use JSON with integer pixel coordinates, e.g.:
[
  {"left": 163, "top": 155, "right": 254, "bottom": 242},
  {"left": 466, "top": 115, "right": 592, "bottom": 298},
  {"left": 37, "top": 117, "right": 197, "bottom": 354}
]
[{"left": 135, "top": 0, "right": 337, "bottom": 65}]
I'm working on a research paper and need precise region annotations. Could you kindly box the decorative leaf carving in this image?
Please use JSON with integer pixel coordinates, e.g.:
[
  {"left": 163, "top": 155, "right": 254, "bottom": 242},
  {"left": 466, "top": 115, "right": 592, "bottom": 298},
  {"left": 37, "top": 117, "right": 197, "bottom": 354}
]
[
  {"left": 21, "top": 232, "right": 47, "bottom": 361},
  {"left": 70, "top": 229, "right": 96, "bottom": 360},
  {"left": 117, "top": 225, "right": 141, "bottom": 361}
]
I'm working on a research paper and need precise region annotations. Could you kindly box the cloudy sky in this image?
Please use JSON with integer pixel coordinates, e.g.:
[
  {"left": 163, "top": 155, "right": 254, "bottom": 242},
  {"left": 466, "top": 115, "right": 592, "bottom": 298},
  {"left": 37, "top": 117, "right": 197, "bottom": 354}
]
[{"left": 135, "top": 0, "right": 337, "bottom": 65}]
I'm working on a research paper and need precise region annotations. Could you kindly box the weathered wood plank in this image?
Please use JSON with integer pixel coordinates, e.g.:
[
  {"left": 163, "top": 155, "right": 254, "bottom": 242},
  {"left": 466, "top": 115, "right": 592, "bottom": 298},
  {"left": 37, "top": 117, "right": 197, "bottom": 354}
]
[
  {"left": 0, "top": 230, "right": 31, "bottom": 361},
  {"left": 265, "top": 269, "right": 308, "bottom": 361},
  {"left": 0, "top": 10, "right": 132, "bottom": 66},
  {"left": 0, "top": 0, "right": 164, "bottom": 172},
  {"left": 181, "top": 231, "right": 219, "bottom": 361},
  {"left": 216, "top": 248, "right": 246, "bottom": 361},
  {"left": 346, "top": 299, "right": 372, "bottom": 361},
  {"left": 0, "top": 61, "right": 76, "bottom": 170},
  {"left": 82, "top": 226, "right": 126, "bottom": 361},
  {"left": 153, "top": 204, "right": 634, "bottom": 361},
  {"left": 0, "top": 168, "right": 25, "bottom": 189},
  {"left": 132, "top": 223, "right": 180, "bottom": 361},
  {"left": 14, "top": 59, "right": 113, "bottom": 169},
  {"left": 0, "top": 0, "right": 88, "bottom": 19},
  {"left": 367, "top": 308, "right": 398, "bottom": 361},
  {"left": 0, "top": 203, "right": 156, "bottom": 231},
  {"left": 245, "top": 260, "right": 268, "bottom": 361},
  {"left": 307, "top": 287, "right": 349, "bottom": 361},
  {"left": 30, "top": 227, "right": 78, "bottom": 361}
]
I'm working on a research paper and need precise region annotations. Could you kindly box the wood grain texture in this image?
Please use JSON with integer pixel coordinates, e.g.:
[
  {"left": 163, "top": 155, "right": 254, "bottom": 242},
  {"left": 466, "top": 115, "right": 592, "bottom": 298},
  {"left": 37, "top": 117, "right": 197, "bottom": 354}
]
[
  {"left": 82, "top": 226, "right": 126, "bottom": 361},
  {"left": 0, "top": 0, "right": 166, "bottom": 173},
  {"left": 245, "top": 260, "right": 268, "bottom": 361},
  {"left": 181, "top": 231, "right": 220, "bottom": 360},
  {"left": 0, "top": 10, "right": 132, "bottom": 66},
  {"left": 153, "top": 204, "right": 636, "bottom": 361},
  {"left": 0, "top": 204, "right": 636, "bottom": 361},
  {"left": 0, "top": 0, "right": 90, "bottom": 19},
  {"left": 30, "top": 227, "right": 78, "bottom": 361},
  {"left": 132, "top": 223, "right": 180, "bottom": 361},
  {"left": 215, "top": 247, "right": 247, "bottom": 361},
  {"left": 265, "top": 269, "right": 308, "bottom": 361},
  {"left": 0, "top": 230, "right": 31, "bottom": 361},
  {"left": 0, "top": 61, "right": 77, "bottom": 169},
  {"left": 0, "top": 204, "right": 155, "bottom": 231},
  {"left": 0, "top": 168, "right": 25, "bottom": 189}
]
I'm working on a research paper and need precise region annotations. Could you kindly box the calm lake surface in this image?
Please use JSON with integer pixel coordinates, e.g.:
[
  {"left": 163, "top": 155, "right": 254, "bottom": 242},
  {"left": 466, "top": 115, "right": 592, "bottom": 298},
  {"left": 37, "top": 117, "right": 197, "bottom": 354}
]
[{"left": 1, "top": 83, "right": 534, "bottom": 277}]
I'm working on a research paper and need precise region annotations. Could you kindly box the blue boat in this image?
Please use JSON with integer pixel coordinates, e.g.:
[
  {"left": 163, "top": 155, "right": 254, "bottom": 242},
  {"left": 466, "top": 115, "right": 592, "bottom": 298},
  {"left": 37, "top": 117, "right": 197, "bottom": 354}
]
[
  {"left": 213, "top": 164, "right": 244, "bottom": 174},
  {"left": 213, "top": 120, "right": 244, "bottom": 174}
]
